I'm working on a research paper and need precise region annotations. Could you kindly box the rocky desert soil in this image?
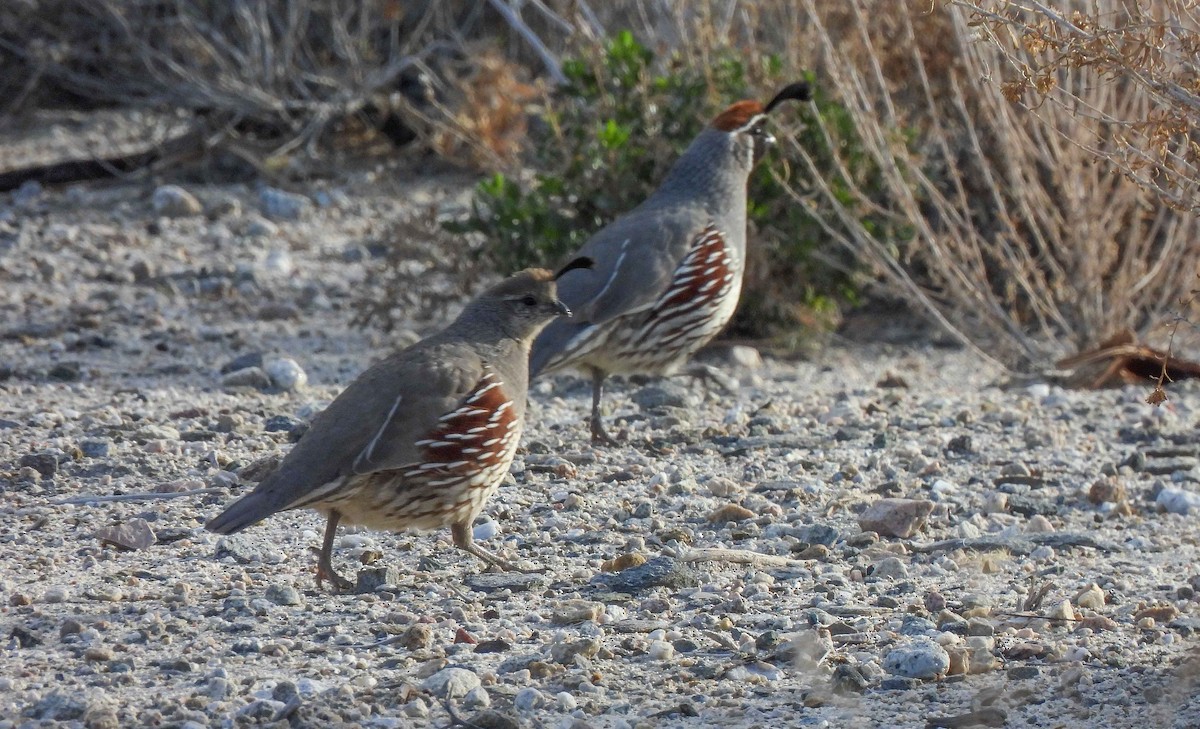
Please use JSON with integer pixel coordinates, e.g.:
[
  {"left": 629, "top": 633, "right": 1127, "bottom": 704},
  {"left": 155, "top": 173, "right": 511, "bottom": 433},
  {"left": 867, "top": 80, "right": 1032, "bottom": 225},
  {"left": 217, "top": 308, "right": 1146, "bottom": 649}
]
[{"left": 2, "top": 111, "right": 1200, "bottom": 729}]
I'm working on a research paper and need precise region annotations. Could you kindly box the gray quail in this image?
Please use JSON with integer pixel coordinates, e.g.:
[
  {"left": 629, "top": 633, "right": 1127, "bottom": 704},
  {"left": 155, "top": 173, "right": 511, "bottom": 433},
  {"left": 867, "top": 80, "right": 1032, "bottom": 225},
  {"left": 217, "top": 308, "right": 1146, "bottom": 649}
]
[
  {"left": 206, "top": 260, "right": 589, "bottom": 591},
  {"left": 529, "top": 82, "right": 812, "bottom": 443}
]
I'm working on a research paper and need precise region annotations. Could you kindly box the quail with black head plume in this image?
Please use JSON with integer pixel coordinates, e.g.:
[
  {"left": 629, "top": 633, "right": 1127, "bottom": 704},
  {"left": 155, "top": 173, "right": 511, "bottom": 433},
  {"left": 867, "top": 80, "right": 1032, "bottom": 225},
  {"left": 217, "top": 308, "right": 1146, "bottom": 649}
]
[{"left": 528, "top": 82, "right": 812, "bottom": 443}]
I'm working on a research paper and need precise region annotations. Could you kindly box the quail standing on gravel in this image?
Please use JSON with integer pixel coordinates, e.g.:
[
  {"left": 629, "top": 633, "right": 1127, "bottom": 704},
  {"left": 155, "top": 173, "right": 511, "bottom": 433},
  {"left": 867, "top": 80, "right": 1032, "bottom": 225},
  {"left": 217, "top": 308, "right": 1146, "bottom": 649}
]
[
  {"left": 206, "top": 261, "right": 589, "bottom": 591},
  {"left": 529, "top": 82, "right": 812, "bottom": 444}
]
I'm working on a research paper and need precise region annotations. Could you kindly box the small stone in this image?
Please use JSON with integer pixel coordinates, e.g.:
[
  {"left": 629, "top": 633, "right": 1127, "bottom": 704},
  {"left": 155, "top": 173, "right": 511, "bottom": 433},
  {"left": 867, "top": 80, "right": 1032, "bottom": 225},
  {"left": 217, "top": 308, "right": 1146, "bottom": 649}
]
[
  {"left": 553, "top": 600, "right": 604, "bottom": 625},
  {"left": 264, "top": 357, "right": 307, "bottom": 391},
  {"left": 966, "top": 617, "right": 994, "bottom": 636},
  {"left": 883, "top": 639, "right": 950, "bottom": 679},
  {"left": 85, "top": 645, "right": 114, "bottom": 661},
  {"left": 9, "top": 593, "right": 31, "bottom": 607},
  {"left": 257, "top": 303, "right": 301, "bottom": 321},
  {"left": 858, "top": 498, "right": 934, "bottom": 538},
  {"left": 243, "top": 215, "right": 280, "bottom": 237},
  {"left": 464, "top": 710, "right": 520, "bottom": 729},
  {"left": 591, "top": 556, "right": 701, "bottom": 593},
  {"left": 1007, "top": 665, "right": 1041, "bottom": 680},
  {"left": 152, "top": 185, "right": 203, "bottom": 217},
  {"left": 421, "top": 667, "right": 481, "bottom": 699},
  {"left": 220, "top": 352, "right": 264, "bottom": 374},
  {"left": 870, "top": 556, "right": 909, "bottom": 580},
  {"left": 1135, "top": 605, "right": 1179, "bottom": 623},
  {"left": 79, "top": 440, "right": 111, "bottom": 458},
  {"left": 1156, "top": 487, "right": 1200, "bottom": 515},
  {"left": 259, "top": 187, "right": 311, "bottom": 220},
  {"left": 513, "top": 687, "right": 545, "bottom": 711},
  {"left": 1088, "top": 478, "right": 1126, "bottom": 504},
  {"left": 94, "top": 518, "right": 157, "bottom": 550},
  {"left": 401, "top": 624, "right": 433, "bottom": 650},
  {"left": 708, "top": 503, "right": 755, "bottom": 523},
  {"left": 707, "top": 477, "right": 744, "bottom": 497},
  {"left": 1074, "top": 583, "right": 1105, "bottom": 610},
  {"left": 463, "top": 687, "right": 491, "bottom": 709},
  {"left": 19, "top": 452, "right": 59, "bottom": 477},
  {"left": 631, "top": 382, "right": 697, "bottom": 410},
  {"left": 221, "top": 366, "right": 272, "bottom": 390},
  {"left": 601, "top": 552, "right": 647, "bottom": 573},
  {"left": 85, "top": 585, "right": 124, "bottom": 602},
  {"left": 1049, "top": 600, "right": 1074, "bottom": 622},
  {"left": 648, "top": 640, "right": 674, "bottom": 660},
  {"left": 1025, "top": 514, "right": 1054, "bottom": 533},
  {"left": 264, "top": 584, "right": 303, "bottom": 606},
  {"left": 924, "top": 590, "right": 947, "bottom": 613},
  {"left": 465, "top": 573, "right": 546, "bottom": 593},
  {"left": 354, "top": 565, "right": 400, "bottom": 593},
  {"left": 43, "top": 587, "right": 69, "bottom": 604},
  {"left": 550, "top": 638, "right": 600, "bottom": 664}
]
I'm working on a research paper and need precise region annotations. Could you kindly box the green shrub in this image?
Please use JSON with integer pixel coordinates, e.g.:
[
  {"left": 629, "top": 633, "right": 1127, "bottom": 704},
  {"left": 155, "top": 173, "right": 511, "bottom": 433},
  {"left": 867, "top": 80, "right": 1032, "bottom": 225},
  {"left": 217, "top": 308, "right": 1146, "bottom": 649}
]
[{"left": 446, "top": 30, "right": 887, "bottom": 345}]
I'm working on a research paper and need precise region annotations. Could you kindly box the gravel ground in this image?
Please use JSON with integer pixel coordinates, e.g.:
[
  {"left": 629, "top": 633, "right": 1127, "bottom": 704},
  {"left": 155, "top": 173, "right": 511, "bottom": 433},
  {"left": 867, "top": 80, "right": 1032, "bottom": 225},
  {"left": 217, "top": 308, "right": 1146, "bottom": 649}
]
[{"left": 2, "top": 119, "right": 1200, "bottom": 728}]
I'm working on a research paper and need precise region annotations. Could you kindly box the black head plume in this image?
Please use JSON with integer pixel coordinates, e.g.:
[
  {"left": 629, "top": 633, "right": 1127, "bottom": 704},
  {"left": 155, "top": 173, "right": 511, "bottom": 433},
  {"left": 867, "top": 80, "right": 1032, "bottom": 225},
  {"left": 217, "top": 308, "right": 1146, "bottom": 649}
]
[
  {"left": 764, "top": 81, "right": 812, "bottom": 114},
  {"left": 555, "top": 256, "right": 594, "bottom": 280}
]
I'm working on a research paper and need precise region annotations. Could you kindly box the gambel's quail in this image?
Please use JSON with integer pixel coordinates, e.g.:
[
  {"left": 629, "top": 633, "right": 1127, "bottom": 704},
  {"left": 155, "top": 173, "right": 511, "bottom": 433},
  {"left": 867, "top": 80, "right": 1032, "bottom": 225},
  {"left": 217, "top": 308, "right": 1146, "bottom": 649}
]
[
  {"left": 206, "top": 260, "right": 590, "bottom": 591},
  {"left": 529, "top": 82, "right": 812, "bottom": 443}
]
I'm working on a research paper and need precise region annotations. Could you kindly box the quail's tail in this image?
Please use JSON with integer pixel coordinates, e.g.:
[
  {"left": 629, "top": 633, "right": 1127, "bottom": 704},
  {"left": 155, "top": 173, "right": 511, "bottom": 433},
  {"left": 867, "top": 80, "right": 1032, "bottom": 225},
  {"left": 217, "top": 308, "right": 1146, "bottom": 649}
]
[{"left": 205, "top": 492, "right": 273, "bottom": 534}]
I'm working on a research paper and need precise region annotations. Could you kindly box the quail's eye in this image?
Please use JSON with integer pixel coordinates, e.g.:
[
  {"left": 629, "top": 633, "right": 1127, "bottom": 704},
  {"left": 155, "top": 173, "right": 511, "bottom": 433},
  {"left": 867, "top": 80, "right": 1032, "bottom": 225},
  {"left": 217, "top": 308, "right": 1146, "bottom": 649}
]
[{"left": 520, "top": 295, "right": 538, "bottom": 307}]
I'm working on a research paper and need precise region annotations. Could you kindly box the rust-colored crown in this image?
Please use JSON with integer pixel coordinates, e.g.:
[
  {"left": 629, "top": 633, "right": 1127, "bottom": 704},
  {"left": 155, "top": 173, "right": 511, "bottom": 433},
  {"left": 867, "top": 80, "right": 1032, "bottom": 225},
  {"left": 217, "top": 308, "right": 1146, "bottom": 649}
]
[
  {"left": 709, "top": 81, "right": 812, "bottom": 132},
  {"left": 710, "top": 100, "right": 766, "bottom": 132}
]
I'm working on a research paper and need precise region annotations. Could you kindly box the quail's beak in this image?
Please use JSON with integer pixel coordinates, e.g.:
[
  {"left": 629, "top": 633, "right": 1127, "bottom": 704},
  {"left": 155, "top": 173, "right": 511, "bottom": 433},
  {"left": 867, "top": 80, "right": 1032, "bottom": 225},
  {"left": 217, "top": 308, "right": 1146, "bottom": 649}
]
[
  {"left": 763, "top": 131, "right": 777, "bottom": 146},
  {"left": 551, "top": 299, "right": 571, "bottom": 318}
]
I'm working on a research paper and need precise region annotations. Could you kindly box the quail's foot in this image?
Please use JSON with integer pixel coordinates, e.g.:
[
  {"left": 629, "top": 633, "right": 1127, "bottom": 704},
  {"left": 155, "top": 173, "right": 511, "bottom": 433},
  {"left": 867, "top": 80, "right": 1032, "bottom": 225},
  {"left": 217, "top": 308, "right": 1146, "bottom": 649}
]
[{"left": 452, "top": 522, "right": 547, "bottom": 573}]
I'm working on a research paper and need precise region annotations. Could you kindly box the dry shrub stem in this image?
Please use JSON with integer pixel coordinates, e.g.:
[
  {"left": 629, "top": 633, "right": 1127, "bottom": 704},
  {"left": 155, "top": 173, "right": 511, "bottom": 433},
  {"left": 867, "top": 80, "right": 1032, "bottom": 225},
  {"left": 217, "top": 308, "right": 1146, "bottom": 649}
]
[{"left": 778, "top": 0, "right": 1199, "bottom": 371}]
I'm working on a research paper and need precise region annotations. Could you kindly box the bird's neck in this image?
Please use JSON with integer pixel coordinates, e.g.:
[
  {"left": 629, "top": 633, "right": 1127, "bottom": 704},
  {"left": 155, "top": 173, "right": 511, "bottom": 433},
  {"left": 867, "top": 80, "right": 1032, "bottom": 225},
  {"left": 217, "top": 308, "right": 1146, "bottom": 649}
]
[{"left": 650, "top": 128, "right": 753, "bottom": 211}]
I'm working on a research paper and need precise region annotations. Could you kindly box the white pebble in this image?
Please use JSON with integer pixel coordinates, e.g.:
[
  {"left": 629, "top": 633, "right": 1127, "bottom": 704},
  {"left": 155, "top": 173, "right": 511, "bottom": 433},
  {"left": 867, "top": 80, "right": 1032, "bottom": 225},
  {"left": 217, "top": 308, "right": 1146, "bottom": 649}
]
[
  {"left": 264, "top": 357, "right": 307, "bottom": 391},
  {"left": 555, "top": 692, "right": 577, "bottom": 711},
  {"left": 648, "top": 640, "right": 674, "bottom": 660},
  {"left": 472, "top": 520, "right": 499, "bottom": 542},
  {"left": 1156, "top": 487, "right": 1200, "bottom": 515}
]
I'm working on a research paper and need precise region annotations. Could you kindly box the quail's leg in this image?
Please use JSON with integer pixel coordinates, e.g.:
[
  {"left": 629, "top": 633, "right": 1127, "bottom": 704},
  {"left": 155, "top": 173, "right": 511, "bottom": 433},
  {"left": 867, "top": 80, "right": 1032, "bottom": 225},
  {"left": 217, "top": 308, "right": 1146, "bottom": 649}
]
[
  {"left": 316, "top": 510, "right": 354, "bottom": 593},
  {"left": 588, "top": 368, "right": 618, "bottom": 446},
  {"left": 451, "top": 522, "right": 544, "bottom": 573}
]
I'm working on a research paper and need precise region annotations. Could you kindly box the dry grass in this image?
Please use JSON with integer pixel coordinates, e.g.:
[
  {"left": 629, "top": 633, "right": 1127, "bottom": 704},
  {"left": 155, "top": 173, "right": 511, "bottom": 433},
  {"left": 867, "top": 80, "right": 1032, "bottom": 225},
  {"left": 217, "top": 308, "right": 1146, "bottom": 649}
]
[{"left": 4, "top": 0, "right": 1197, "bottom": 373}]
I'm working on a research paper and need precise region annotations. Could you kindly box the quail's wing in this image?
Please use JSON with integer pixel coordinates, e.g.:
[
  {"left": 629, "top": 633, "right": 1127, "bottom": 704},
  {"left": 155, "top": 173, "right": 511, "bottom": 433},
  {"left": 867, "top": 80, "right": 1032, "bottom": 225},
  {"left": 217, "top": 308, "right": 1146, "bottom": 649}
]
[
  {"left": 558, "top": 206, "right": 717, "bottom": 326},
  {"left": 257, "top": 343, "right": 483, "bottom": 506}
]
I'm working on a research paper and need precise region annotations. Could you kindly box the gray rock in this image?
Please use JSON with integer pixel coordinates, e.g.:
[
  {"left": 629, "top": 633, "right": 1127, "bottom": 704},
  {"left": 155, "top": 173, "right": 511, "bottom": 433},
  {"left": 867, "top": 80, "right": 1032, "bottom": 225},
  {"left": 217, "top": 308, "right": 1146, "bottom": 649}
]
[
  {"left": 243, "top": 214, "right": 280, "bottom": 237},
  {"left": 264, "top": 584, "right": 303, "bottom": 606},
  {"left": 421, "top": 667, "right": 481, "bottom": 699},
  {"left": 259, "top": 188, "right": 311, "bottom": 221},
  {"left": 870, "top": 556, "right": 909, "bottom": 579},
  {"left": 221, "top": 366, "right": 272, "bottom": 390},
  {"left": 550, "top": 638, "right": 600, "bottom": 664},
  {"left": 19, "top": 452, "right": 59, "bottom": 477},
  {"left": 513, "top": 687, "right": 546, "bottom": 711},
  {"left": 79, "top": 440, "right": 111, "bottom": 458},
  {"left": 152, "top": 185, "right": 203, "bottom": 217},
  {"left": 883, "top": 639, "right": 950, "bottom": 679},
  {"left": 794, "top": 523, "right": 840, "bottom": 547},
  {"left": 28, "top": 690, "right": 89, "bottom": 720},
  {"left": 1007, "top": 665, "right": 1040, "bottom": 680},
  {"left": 13, "top": 180, "right": 43, "bottom": 207},
  {"left": 465, "top": 573, "right": 547, "bottom": 594},
  {"left": 215, "top": 536, "right": 266, "bottom": 565},
  {"left": 591, "top": 557, "right": 701, "bottom": 593},
  {"left": 631, "top": 382, "right": 699, "bottom": 410},
  {"left": 858, "top": 498, "right": 934, "bottom": 538},
  {"left": 94, "top": 518, "right": 157, "bottom": 550},
  {"left": 220, "top": 352, "right": 264, "bottom": 374},
  {"left": 354, "top": 566, "right": 401, "bottom": 593}
]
